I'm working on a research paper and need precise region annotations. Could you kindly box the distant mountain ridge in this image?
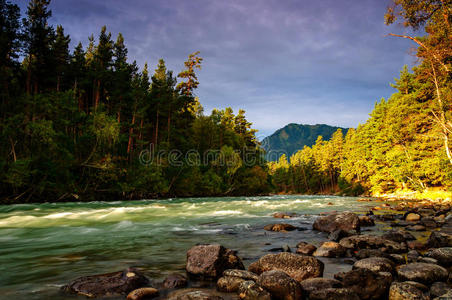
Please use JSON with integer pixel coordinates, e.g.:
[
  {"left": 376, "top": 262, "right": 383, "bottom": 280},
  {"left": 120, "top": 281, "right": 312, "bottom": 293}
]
[{"left": 262, "top": 123, "right": 349, "bottom": 161}]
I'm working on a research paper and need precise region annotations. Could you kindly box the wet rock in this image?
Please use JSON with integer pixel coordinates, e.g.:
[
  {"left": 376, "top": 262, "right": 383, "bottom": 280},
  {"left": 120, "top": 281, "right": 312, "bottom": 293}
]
[
  {"left": 223, "top": 269, "right": 259, "bottom": 281},
  {"left": 382, "top": 230, "right": 416, "bottom": 243},
  {"left": 299, "top": 278, "right": 342, "bottom": 296},
  {"left": 163, "top": 274, "right": 188, "bottom": 289},
  {"left": 334, "top": 268, "right": 392, "bottom": 300},
  {"left": 328, "top": 229, "right": 352, "bottom": 242},
  {"left": 425, "top": 247, "right": 452, "bottom": 266},
  {"left": 186, "top": 244, "right": 244, "bottom": 278},
  {"left": 418, "top": 257, "right": 438, "bottom": 264},
  {"left": 248, "top": 252, "right": 324, "bottom": 282},
  {"left": 295, "top": 242, "right": 317, "bottom": 255},
  {"left": 127, "top": 288, "right": 159, "bottom": 300},
  {"left": 388, "top": 282, "right": 427, "bottom": 300},
  {"left": 264, "top": 224, "right": 297, "bottom": 232},
  {"left": 421, "top": 217, "right": 437, "bottom": 228},
  {"left": 313, "top": 212, "right": 360, "bottom": 233},
  {"left": 403, "top": 281, "right": 429, "bottom": 292},
  {"left": 430, "top": 282, "right": 452, "bottom": 298},
  {"left": 237, "top": 281, "right": 271, "bottom": 300},
  {"left": 397, "top": 263, "right": 448, "bottom": 284},
  {"left": 62, "top": 268, "right": 149, "bottom": 298},
  {"left": 313, "top": 241, "right": 345, "bottom": 258},
  {"left": 359, "top": 216, "right": 375, "bottom": 227},
  {"left": 273, "top": 212, "right": 297, "bottom": 219},
  {"left": 339, "top": 234, "right": 407, "bottom": 253},
  {"left": 217, "top": 276, "right": 246, "bottom": 293},
  {"left": 434, "top": 290, "right": 452, "bottom": 300},
  {"left": 389, "top": 254, "right": 406, "bottom": 264},
  {"left": 427, "top": 231, "right": 452, "bottom": 248},
  {"left": 354, "top": 249, "right": 391, "bottom": 260},
  {"left": 353, "top": 257, "right": 395, "bottom": 273},
  {"left": 407, "top": 250, "right": 420, "bottom": 262},
  {"left": 406, "top": 213, "right": 421, "bottom": 222},
  {"left": 167, "top": 288, "right": 224, "bottom": 300},
  {"left": 407, "top": 240, "right": 427, "bottom": 251},
  {"left": 406, "top": 224, "right": 426, "bottom": 231},
  {"left": 257, "top": 270, "right": 303, "bottom": 300},
  {"left": 309, "top": 288, "right": 360, "bottom": 300}
]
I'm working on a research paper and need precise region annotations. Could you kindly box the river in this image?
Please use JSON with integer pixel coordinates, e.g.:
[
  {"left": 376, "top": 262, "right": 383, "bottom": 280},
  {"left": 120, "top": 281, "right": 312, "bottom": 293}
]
[{"left": 0, "top": 195, "right": 379, "bottom": 299}]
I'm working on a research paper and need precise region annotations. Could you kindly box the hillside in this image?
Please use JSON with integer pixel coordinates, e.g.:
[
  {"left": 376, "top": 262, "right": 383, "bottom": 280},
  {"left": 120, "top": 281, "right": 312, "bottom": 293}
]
[{"left": 262, "top": 123, "right": 348, "bottom": 161}]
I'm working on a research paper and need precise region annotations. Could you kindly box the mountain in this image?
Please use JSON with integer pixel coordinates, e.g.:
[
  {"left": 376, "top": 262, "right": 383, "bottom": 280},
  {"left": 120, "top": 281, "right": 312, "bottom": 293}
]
[{"left": 262, "top": 123, "right": 348, "bottom": 161}]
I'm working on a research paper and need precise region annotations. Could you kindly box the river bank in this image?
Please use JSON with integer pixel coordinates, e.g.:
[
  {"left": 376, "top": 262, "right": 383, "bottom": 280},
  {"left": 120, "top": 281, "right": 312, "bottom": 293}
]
[{"left": 1, "top": 195, "right": 452, "bottom": 299}]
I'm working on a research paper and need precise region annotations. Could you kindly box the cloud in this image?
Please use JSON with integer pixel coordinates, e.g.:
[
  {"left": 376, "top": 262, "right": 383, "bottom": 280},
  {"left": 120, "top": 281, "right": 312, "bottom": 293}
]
[{"left": 15, "top": 0, "right": 415, "bottom": 136}]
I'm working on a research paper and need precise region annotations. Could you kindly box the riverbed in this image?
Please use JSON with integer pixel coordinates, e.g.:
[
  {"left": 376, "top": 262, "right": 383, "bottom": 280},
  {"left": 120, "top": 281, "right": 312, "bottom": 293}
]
[{"left": 0, "top": 195, "right": 384, "bottom": 299}]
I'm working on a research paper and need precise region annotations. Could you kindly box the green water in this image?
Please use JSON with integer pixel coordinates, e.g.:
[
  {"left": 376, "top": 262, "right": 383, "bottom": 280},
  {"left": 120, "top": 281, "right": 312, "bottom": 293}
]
[{"left": 0, "top": 195, "right": 375, "bottom": 299}]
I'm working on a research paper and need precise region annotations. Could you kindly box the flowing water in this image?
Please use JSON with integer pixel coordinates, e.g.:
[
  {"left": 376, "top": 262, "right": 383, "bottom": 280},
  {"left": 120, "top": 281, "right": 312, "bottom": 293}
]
[{"left": 0, "top": 195, "right": 378, "bottom": 299}]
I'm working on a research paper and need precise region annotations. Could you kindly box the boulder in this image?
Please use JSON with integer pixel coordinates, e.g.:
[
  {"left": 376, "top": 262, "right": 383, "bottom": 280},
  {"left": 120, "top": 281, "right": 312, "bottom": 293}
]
[
  {"left": 382, "top": 230, "right": 415, "bottom": 243},
  {"left": 163, "top": 274, "right": 188, "bottom": 289},
  {"left": 339, "top": 234, "right": 407, "bottom": 253},
  {"left": 434, "top": 290, "right": 452, "bottom": 300},
  {"left": 295, "top": 242, "right": 317, "bottom": 255},
  {"left": 397, "top": 263, "right": 448, "bottom": 285},
  {"left": 427, "top": 231, "right": 452, "bottom": 248},
  {"left": 257, "top": 270, "right": 303, "bottom": 300},
  {"left": 248, "top": 252, "right": 324, "bottom": 282},
  {"left": 167, "top": 289, "right": 224, "bottom": 300},
  {"left": 313, "top": 241, "right": 345, "bottom": 258},
  {"left": 354, "top": 249, "right": 391, "bottom": 260},
  {"left": 217, "top": 276, "right": 246, "bottom": 293},
  {"left": 313, "top": 212, "right": 360, "bottom": 233},
  {"left": 334, "top": 268, "right": 392, "bottom": 300},
  {"left": 430, "top": 282, "right": 452, "bottom": 298},
  {"left": 425, "top": 247, "right": 452, "bottom": 266},
  {"left": 309, "top": 288, "right": 360, "bottom": 300},
  {"left": 327, "top": 229, "right": 353, "bottom": 242},
  {"left": 127, "top": 288, "right": 159, "bottom": 300},
  {"left": 406, "top": 213, "right": 421, "bottom": 222},
  {"left": 237, "top": 281, "right": 271, "bottom": 300},
  {"left": 186, "top": 244, "right": 244, "bottom": 278},
  {"left": 62, "top": 268, "right": 149, "bottom": 298},
  {"left": 299, "top": 278, "right": 342, "bottom": 296},
  {"left": 264, "top": 224, "right": 297, "bottom": 232},
  {"left": 273, "top": 212, "right": 297, "bottom": 219},
  {"left": 353, "top": 257, "right": 395, "bottom": 274},
  {"left": 359, "top": 216, "right": 375, "bottom": 227},
  {"left": 388, "top": 282, "right": 427, "bottom": 300}
]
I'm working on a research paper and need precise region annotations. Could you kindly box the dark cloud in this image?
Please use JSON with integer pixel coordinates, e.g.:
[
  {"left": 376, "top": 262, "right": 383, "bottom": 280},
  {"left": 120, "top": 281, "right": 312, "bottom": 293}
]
[{"left": 14, "top": 0, "right": 416, "bottom": 136}]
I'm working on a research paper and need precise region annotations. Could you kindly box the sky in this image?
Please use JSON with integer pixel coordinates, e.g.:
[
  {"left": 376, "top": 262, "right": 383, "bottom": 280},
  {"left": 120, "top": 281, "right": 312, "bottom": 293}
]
[{"left": 17, "top": 0, "right": 417, "bottom": 138}]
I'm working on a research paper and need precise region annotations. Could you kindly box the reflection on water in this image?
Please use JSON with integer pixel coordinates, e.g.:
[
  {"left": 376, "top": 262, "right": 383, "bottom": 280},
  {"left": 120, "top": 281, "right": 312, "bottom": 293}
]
[{"left": 0, "top": 195, "right": 374, "bottom": 299}]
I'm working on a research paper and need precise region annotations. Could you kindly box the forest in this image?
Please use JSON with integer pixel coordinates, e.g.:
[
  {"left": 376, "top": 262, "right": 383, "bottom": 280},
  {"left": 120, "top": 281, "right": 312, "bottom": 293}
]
[{"left": 0, "top": 0, "right": 450, "bottom": 203}]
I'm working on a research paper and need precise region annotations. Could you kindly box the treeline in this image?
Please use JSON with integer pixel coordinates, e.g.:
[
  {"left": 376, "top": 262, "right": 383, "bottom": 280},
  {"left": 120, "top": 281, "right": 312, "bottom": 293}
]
[
  {"left": 0, "top": 0, "right": 269, "bottom": 203},
  {"left": 270, "top": 0, "right": 452, "bottom": 196}
]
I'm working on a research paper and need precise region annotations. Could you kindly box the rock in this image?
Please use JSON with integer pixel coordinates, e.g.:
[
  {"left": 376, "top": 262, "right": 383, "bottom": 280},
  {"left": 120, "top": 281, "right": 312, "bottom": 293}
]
[
  {"left": 339, "top": 234, "right": 407, "bottom": 253},
  {"left": 127, "top": 288, "right": 159, "bottom": 300},
  {"left": 217, "top": 276, "right": 246, "bottom": 293},
  {"left": 359, "top": 216, "right": 375, "bottom": 227},
  {"left": 403, "top": 281, "right": 429, "bottom": 292},
  {"left": 264, "top": 224, "right": 297, "bottom": 232},
  {"left": 62, "top": 268, "right": 149, "bottom": 298},
  {"left": 421, "top": 217, "right": 437, "bottom": 228},
  {"left": 248, "top": 252, "right": 324, "bottom": 282},
  {"left": 354, "top": 249, "right": 391, "bottom": 259},
  {"left": 427, "top": 231, "right": 452, "bottom": 248},
  {"left": 425, "top": 247, "right": 452, "bottom": 266},
  {"left": 313, "top": 212, "right": 360, "bottom": 233},
  {"left": 382, "top": 230, "right": 416, "bottom": 243},
  {"left": 430, "top": 282, "right": 452, "bottom": 298},
  {"left": 434, "top": 290, "right": 452, "bottom": 300},
  {"left": 406, "top": 213, "right": 421, "bottom": 222},
  {"left": 163, "top": 274, "right": 188, "bottom": 289},
  {"left": 299, "top": 278, "right": 342, "bottom": 296},
  {"left": 407, "top": 240, "right": 427, "bottom": 251},
  {"left": 397, "top": 263, "right": 448, "bottom": 284},
  {"left": 295, "top": 242, "right": 317, "bottom": 255},
  {"left": 167, "top": 288, "right": 224, "bottom": 300},
  {"left": 273, "top": 212, "right": 297, "bottom": 219},
  {"left": 389, "top": 254, "right": 406, "bottom": 264},
  {"left": 313, "top": 241, "right": 345, "bottom": 258},
  {"left": 407, "top": 250, "right": 420, "bottom": 262},
  {"left": 257, "top": 270, "right": 303, "bottom": 300},
  {"left": 186, "top": 244, "right": 244, "bottom": 278},
  {"left": 418, "top": 257, "right": 438, "bottom": 264},
  {"left": 328, "top": 229, "right": 352, "bottom": 242},
  {"left": 309, "top": 288, "right": 360, "bottom": 300},
  {"left": 334, "top": 269, "right": 392, "bottom": 300},
  {"left": 353, "top": 257, "right": 395, "bottom": 273},
  {"left": 223, "top": 269, "right": 259, "bottom": 281},
  {"left": 406, "top": 224, "right": 426, "bottom": 231},
  {"left": 388, "top": 282, "right": 427, "bottom": 300},
  {"left": 238, "top": 281, "right": 271, "bottom": 300}
]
